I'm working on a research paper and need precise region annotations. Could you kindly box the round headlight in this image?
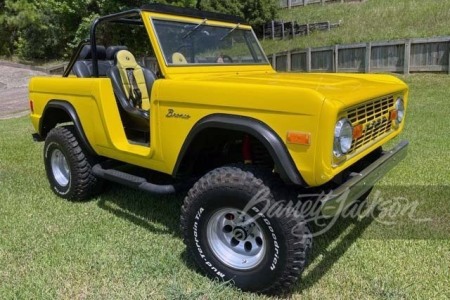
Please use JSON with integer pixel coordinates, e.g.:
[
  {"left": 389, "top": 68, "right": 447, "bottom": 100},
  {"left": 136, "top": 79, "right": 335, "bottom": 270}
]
[
  {"left": 395, "top": 97, "right": 405, "bottom": 124},
  {"left": 334, "top": 118, "right": 353, "bottom": 157}
]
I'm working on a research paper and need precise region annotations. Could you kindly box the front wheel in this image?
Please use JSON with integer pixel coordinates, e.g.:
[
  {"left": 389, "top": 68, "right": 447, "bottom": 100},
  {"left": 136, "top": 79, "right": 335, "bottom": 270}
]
[
  {"left": 44, "top": 126, "right": 102, "bottom": 201},
  {"left": 181, "top": 165, "right": 311, "bottom": 294}
]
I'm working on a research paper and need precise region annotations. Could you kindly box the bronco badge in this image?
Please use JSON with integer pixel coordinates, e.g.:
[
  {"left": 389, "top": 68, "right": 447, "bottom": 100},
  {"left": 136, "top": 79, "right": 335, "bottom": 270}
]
[{"left": 166, "top": 108, "right": 191, "bottom": 120}]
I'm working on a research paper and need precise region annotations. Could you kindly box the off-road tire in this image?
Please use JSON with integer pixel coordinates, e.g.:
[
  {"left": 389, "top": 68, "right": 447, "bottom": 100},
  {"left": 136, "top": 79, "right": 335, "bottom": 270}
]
[
  {"left": 181, "top": 165, "right": 311, "bottom": 294},
  {"left": 44, "top": 126, "right": 102, "bottom": 201}
]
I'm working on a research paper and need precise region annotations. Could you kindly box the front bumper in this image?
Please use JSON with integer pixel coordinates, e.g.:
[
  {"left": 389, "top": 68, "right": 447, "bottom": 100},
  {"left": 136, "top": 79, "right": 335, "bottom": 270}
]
[{"left": 321, "top": 140, "right": 409, "bottom": 216}]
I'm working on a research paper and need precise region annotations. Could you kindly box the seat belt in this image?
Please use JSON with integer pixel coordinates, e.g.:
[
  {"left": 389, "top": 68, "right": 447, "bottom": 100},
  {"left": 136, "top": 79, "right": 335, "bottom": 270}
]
[{"left": 126, "top": 69, "right": 142, "bottom": 108}]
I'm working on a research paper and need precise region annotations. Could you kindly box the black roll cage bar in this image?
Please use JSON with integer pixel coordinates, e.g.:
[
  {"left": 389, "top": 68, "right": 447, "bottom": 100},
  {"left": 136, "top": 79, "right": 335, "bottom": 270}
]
[
  {"left": 90, "top": 10, "right": 142, "bottom": 78},
  {"left": 63, "top": 9, "right": 142, "bottom": 78},
  {"left": 62, "top": 4, "right": 247, "bottom": 78}
]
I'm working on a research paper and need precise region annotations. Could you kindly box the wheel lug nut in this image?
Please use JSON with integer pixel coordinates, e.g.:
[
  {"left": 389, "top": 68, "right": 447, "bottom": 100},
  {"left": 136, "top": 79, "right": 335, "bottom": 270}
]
[{"left": 225, "top": 213, "right": 235, "bottom": 220}]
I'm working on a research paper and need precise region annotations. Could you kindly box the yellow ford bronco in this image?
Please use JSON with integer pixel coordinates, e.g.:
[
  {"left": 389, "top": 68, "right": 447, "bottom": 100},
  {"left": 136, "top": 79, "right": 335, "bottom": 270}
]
[{"left": 29, "top": 4, "right": 408, "bottom": 294}]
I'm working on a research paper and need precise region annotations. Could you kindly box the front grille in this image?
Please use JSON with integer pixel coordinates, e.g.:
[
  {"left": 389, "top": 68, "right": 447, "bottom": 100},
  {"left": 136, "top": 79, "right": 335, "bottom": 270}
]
[{"left": 346, "top": 95, "right": 395, "bottom": 153}]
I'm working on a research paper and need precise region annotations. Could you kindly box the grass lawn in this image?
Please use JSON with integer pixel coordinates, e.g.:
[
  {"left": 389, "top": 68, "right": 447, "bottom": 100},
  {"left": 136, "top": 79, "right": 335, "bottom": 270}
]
[
  {"left": 1, "top": 74, "right": 449, "bottom": 299},
  {"left": 261, "top": 0, "right": 450, "bottom": 55}
]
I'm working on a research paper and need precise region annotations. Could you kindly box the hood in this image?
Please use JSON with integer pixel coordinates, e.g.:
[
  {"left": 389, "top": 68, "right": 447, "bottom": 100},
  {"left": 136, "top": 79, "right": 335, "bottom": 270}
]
[{"left": 186, "top": 71, "right": 408, "bottom": 108}]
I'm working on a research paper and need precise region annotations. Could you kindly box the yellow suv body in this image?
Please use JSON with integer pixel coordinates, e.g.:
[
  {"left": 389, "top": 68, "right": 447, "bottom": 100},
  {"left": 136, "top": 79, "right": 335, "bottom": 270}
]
[{"left": 29, "top": 4, "right": 408, "bottom": 294}]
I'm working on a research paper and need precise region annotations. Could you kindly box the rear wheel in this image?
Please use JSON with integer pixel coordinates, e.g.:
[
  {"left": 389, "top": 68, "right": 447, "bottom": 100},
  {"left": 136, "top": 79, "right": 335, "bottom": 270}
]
[
  {"left": 181, "top": 165, "right": 311, "bottom": 294},
  {"left": 44, "top": 126, "right": 102, "bottom": 201}
]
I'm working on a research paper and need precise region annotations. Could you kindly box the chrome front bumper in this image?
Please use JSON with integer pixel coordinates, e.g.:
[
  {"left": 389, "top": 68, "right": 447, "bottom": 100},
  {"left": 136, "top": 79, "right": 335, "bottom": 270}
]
[{"left": 321, "top": 140, "right": 409, "bottom": 216}]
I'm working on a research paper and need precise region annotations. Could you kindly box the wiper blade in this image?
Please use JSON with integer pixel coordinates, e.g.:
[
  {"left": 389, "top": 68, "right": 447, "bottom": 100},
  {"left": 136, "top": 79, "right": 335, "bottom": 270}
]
[
  {"left": 220, "top": 23, "right": 240, "bottom": 41},
  {"left": 182, "top": 19, "right": 207, "bottom": 39}
]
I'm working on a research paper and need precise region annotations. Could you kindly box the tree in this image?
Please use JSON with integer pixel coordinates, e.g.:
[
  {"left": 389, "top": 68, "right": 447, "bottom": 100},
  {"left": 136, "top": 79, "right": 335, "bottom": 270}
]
[
  {"left": 0, "top": 0, "right": 93, "bottom": 60},
  {"left": 199, "top": 0, "right": 277, "bottom": 27},
  {"left": 0, "top": 0, "right": 277, "bottom": 60},
  {"left": 0, "top": 0, "right": 40, "bottom": 57}
]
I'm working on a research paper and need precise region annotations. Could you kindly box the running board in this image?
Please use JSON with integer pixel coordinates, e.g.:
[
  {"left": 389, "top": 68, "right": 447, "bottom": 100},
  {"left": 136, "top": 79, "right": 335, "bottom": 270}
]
[{"left": 92, "top": 164, "right": 177, "bottom": 195}]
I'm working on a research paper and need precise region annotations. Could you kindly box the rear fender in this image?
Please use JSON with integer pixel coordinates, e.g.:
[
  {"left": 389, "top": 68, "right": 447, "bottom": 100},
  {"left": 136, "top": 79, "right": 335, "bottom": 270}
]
[{"left": 39, "top": 100, "right": 96, "bottom": 155}]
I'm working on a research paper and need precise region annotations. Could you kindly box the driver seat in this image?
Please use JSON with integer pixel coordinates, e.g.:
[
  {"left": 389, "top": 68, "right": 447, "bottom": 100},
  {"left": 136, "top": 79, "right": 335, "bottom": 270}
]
[{"left": 107, "top": 50, "right": 156, "bottom": 131}]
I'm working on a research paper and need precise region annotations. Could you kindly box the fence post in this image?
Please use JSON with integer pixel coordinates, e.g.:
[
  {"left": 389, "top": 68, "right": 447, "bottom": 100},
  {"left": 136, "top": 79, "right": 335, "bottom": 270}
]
[
  {"left": 404, "top": 39, "right": 411, "bottom": 75},
  {"left": 334, "top": 45, "right": 339, "bottom": 72},
  {"left": 365, "top": 42, "right": 371, "bottom": 73},
  {"left": 281, "top": 21, "right": 285, "bottom": 39},
  {"left": 291, "top": 21, "right": 296, "bottom": 38},
  {"left": 287, "top": 51, "right": 292, "bottom": 72},
  {"left": 263, "top": 24, "right": 265, "bottom": 40},
  {"left": 288, "top": 0, "right": 292, "bottom": 9},
  {"left": 306, "top": 48, "right": 312, "bottom": 72},
  {"left": 448, "top": 42, "right": 450, "bottom": 74},
  {"left": 272, "top": 53, "right": 277, "bottom": 70},
  {"left": 271, "top": 21, "right": 275, "bottom": 40},
  {"left": 303, "top": 0, "right": 308, "bottom": 6},
  {"left": 321, "top": 0, "right": 325, "bottom": 5}
]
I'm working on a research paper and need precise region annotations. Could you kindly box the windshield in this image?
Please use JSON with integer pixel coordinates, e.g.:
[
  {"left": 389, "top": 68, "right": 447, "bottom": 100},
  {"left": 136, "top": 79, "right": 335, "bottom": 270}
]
[{"left": 152, "top": 19, "right": 268, "bottom": 66}]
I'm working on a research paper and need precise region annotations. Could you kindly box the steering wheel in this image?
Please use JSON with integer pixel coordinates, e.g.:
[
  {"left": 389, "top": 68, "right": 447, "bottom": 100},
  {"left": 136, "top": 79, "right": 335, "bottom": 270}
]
[
  {"left": 176, "top": 44, "right": 192, "bottom": 53},
  {"left": 217, "top": 55, "right": 233, "bottom": 63}
]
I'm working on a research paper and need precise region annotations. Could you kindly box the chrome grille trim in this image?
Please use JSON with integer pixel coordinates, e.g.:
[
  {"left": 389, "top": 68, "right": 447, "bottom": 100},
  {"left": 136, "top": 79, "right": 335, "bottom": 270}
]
[{"left": 347, "top": 95, "right": 395, "bottom": 154}]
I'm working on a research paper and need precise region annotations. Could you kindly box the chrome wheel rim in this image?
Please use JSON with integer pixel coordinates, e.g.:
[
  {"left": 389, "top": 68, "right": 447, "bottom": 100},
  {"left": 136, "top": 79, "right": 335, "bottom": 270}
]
[
  {"left": 50, "top": 149, "right": 70, "bottom": 187},
  {"left": 206, "top": 208, "right": 266, "bottom": 270}
]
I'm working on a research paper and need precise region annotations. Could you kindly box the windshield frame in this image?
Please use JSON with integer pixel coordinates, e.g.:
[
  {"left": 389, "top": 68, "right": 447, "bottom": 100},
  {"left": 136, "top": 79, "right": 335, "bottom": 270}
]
[{"left": 149, "top": 16, "right": 270, "bottom": 68}]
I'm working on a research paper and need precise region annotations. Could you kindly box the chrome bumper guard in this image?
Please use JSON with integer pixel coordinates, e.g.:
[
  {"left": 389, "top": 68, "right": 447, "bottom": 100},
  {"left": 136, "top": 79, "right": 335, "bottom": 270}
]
[{"left": 321, "top": 140, "right": 409, "bottom": 216}]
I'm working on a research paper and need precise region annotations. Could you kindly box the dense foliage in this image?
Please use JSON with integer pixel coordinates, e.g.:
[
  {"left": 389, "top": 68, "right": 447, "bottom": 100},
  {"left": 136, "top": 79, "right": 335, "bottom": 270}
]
[
  {"left": 200, "top": 0, "right": 277, "bottom": 29},
  {"left": 0, "top": 0, "right": 277, "bottom": 61}
]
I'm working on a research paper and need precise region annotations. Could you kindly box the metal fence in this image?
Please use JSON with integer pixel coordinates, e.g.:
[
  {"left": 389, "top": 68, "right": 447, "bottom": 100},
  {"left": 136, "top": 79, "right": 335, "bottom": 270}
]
[
  {"left": 280, "top": 0, "right": 364, "bottom": 8},
  {"left": 268, "top": 37, "right": 450, "bottom": 74},
  {"left": 262, "top": 20, "right": 340, "bottom": 40}
]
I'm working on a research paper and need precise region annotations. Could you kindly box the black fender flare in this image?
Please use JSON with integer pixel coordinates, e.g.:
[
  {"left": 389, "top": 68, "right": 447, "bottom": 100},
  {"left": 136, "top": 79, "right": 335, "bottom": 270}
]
[
  {"left": 173, "top": 114, "right": 306, "bottom": 186},
  {"left": 39, "top": 100, "right": 96, "bottom": 155}
]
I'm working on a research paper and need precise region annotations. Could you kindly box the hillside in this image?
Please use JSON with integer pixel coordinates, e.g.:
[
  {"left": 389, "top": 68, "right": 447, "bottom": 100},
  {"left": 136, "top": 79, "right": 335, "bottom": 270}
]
[{"left": 261, "top": 0, "right": 450, "bottom": 55}]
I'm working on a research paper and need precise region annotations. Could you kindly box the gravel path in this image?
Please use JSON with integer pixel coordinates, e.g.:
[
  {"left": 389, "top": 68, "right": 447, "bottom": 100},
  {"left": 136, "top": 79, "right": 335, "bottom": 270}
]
[{"left": 0, "top": 66, "right": 46, "bottom": 119}]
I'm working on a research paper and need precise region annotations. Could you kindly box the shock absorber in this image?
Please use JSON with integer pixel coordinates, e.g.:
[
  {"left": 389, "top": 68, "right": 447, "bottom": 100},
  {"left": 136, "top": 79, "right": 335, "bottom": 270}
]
[{"left": 242, "top": 134, "right": 253, "bottom": 164}]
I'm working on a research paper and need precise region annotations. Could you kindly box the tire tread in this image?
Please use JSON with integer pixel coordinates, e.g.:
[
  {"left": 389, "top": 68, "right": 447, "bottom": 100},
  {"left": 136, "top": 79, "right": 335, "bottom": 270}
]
[
  {"left": 45, "top": 126, "right": 101, "bottom": 201},
  {"left": 181, "top": 164, "right": 311, "bottom": 295}
]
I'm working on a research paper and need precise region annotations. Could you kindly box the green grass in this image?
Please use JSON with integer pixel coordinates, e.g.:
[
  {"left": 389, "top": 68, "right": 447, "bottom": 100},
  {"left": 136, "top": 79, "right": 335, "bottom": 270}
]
[
  {"left": 1, "top": 74, "right": 449, "bottom": 299},
  {"left": 261, "top": 0, "right": 450, "bottom": 54}
]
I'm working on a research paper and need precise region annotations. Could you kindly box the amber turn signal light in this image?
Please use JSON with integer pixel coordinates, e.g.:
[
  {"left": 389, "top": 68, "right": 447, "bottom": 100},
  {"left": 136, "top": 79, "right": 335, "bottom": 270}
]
[
  {"left": 389, "top": 109, "right": 398, "bottom": 121},
  {"left": 287, "top": 131, "right": 311, "bottom": 145},
  {"left": 353, "top": 124, "right": 363, "bottom": 139}
]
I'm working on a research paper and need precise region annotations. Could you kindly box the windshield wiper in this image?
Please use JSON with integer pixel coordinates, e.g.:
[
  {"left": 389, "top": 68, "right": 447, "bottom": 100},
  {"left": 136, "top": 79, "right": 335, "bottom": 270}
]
[
  {"left": 220, "top": 23, "right": 240, "bottom": 41},
  {"left": 182, "top": 19, "right": 207, "bottom": 40}
]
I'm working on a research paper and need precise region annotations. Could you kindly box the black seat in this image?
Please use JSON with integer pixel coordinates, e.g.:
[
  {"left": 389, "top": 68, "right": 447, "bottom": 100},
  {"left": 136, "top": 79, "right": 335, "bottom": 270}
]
[
  {"left": 107, "top": 50, "right": 156, "bottom": 131},
  {"left": 72, "top": 45, "right": 111, "bottom": 77}
]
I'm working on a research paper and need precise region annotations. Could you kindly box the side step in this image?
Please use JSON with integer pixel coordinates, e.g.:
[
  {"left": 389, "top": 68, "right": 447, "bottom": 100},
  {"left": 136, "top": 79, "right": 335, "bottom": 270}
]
[{"left": 92, "top": 164, "right": 177, "bottom": 195}]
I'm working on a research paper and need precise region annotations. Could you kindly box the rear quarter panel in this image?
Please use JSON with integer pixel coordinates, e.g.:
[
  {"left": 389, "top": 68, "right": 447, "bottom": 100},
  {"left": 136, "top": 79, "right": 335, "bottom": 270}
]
[{"left": 29, "top": 77, "right": 157, "bottom": 166}]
